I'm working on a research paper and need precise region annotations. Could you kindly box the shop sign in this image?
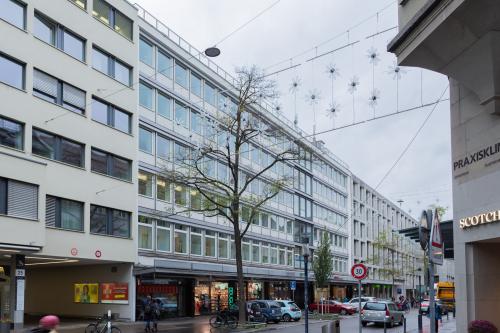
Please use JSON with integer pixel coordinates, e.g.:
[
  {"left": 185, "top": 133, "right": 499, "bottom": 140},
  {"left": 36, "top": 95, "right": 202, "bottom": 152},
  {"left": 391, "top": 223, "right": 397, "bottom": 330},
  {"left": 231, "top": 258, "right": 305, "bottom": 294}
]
[
  {"left": 459, "top": 210, "right": 500, "bottom": 229},
  {"left": 228, "top": 287, "right": 234, "bottom": 306},
  {"left": 101, "top": 283, "right": 129, "bottom": 304},
  {"left": 137, "top": 284, "right": 178, "bottom": 294},
  {"left": 74, "top": 283, "right": 99, "bottom": 304}
]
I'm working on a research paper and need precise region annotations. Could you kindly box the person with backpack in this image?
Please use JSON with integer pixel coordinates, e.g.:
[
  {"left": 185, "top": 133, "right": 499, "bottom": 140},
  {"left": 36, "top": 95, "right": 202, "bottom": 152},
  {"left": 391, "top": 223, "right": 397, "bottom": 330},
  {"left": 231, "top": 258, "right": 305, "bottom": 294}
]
[
  {"left": 151, "top": 299, "right": 161, "bottom": 332},
  {"left": 143, "top": 296, "right": 153, "bottom": 332}
]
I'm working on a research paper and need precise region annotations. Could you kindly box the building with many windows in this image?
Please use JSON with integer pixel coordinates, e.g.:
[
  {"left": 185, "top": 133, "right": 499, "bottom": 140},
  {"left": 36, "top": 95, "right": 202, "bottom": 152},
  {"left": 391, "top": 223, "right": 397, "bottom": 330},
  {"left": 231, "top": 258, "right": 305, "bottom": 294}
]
[{"left": 0, "top": 0, "right": 138, "bottom": 324}]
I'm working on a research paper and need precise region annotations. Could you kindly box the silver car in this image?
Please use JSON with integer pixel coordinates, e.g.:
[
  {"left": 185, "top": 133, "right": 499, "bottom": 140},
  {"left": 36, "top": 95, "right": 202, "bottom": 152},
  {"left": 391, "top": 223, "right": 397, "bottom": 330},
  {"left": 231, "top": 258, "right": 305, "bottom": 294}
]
[{"left": 361, "top": 301, "right": 405, "bottom": 327}]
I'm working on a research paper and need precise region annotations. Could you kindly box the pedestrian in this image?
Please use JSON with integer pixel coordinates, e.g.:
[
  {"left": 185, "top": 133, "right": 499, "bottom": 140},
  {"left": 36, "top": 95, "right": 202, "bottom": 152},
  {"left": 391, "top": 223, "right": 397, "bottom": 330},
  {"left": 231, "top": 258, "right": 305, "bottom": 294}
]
[
  {"left": 32, "top": 315, "right": 60, "bottom": 333},
  {"left": 151, "top": 299, "right": 161, "bottom": 332},
  {"left": 143, "top": 295, "right": 153, "bottom": 332}
]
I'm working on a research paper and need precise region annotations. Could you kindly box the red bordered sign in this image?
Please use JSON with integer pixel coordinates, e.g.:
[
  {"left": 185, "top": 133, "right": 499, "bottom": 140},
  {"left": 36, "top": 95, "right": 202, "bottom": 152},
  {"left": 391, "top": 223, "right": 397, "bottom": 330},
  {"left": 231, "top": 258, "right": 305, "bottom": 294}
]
[{"left": 351, "top": 263, "right": 368, "bottom": 280}]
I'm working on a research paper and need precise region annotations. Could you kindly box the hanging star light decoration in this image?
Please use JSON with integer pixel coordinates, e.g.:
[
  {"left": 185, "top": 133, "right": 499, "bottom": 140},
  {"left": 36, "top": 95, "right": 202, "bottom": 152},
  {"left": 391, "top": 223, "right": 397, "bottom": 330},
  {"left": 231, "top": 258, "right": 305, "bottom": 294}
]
[
  {"left": 326, "top": 102, "right": 340, "bottom": 119},
  {"left": 325, "top": 64, "right": 340, "bottom": 79},
  {"left": 274, "top": 103, "right": 283, "bottom": 115},
  {"left": 367, "top": 46, "right": 380, "bottom": 66},
  {"left": 348, "top": 76, "right": 360, "bottom": 94},
  {"left": 388, "top": 62, "right": 407, "bottom": 80},
  {"left": 306, "top": 89, "right": 321, "bottom": 106},
  {"left": 368, "top": 89, "right": 381, "bottom": 107},
  {"left": 289, "top": 76, "right": 302, "bottom": 94}
]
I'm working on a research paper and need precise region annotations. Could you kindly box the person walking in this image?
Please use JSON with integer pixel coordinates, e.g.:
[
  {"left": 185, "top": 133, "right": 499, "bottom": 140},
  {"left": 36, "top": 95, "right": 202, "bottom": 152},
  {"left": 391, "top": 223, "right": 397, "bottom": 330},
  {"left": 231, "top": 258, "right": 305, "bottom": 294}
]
[
  {"left": 31, "top": 315, "right": 60, "bottom": 333},
  {"left": 151, "top": 299, "right": 161, "bottom": 333},
  {"left": 143, "top": 295, "right": 154, "bottom": 332}
]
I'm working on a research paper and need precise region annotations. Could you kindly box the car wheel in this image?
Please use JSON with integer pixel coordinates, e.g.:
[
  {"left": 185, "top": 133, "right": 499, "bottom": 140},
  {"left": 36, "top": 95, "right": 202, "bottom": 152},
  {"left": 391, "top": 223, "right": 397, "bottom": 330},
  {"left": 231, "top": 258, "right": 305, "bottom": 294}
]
[
  {"left": 282, "top": 314, "right": 292, "bottom": 322},
  {"left": 340, "top": 309, "right": 347, "bottom": 316},
  {"left": 362, "top": 321, "right": 367, "bottom": 327},
  {"left": 400, "top": 316, "right": 404, "bottom": 326}
]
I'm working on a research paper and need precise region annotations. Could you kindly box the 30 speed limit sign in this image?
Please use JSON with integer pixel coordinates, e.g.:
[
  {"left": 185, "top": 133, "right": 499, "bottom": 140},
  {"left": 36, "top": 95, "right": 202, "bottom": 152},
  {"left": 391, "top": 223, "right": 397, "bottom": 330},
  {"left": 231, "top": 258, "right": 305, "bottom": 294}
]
[{"left": 351, "top": 263, "right": 368, "bottom": 280}]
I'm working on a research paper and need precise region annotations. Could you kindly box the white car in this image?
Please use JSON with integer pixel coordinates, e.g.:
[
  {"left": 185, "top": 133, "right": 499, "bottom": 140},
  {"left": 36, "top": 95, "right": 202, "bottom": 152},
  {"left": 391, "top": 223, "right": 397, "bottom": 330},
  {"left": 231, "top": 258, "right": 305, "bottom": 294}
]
[{"left": 345, "top": 297, "right": 377, "bottom": 311}]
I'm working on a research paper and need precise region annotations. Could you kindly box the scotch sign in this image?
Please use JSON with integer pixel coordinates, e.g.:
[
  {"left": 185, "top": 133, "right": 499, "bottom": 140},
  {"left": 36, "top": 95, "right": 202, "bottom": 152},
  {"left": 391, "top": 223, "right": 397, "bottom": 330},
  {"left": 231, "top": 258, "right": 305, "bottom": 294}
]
[{"left": 459, "top": 210, "right": 500, "bottom": 229}]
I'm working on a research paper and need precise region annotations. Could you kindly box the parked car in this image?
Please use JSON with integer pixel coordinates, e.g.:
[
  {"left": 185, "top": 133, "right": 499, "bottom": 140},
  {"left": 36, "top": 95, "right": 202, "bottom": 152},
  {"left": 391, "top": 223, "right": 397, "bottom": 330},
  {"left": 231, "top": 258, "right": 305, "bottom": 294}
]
[
  {"left": 246, "top": 301, "right": 266, "bottom": 322},
  {"left": 361, "top": 301, "right": 405, "bottom": 328},
  {"left": 253, "top": 300, "right": 283, "bottom": 323},
  {"left": 345, "top": 297, "right": 377, "bottom": 311},
  {"left": 309, "top": 300, "right": 356, "bottom": 315},
  {"left": 419, "top": 299, "right": 430, "bottom": 315},
  {"left": 154, "top": 297, "right": 178, "bottom": 317},
  {"left": 275, "top": 300, "right": 302, "bottom": 322}
]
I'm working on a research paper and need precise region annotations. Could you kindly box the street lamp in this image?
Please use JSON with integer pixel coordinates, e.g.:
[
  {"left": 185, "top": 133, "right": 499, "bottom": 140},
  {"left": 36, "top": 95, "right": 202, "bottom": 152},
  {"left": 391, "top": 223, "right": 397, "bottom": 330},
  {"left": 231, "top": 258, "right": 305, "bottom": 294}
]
[
  {"left": 302, "top": 241, "right": 310, "bottom": 333},
  {"left": 204, "top": 46, "right": 221, "bottom": 57}
]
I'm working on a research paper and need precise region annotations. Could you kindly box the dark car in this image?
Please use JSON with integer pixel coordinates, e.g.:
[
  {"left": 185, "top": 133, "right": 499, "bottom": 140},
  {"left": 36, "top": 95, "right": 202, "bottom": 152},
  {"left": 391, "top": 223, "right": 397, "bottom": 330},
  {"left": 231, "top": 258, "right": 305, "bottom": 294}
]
[
  {"left": 247, "top": 301, "right": 265, "bottom": 322},
  {"left": 254, "top": 300, "right": 282, "bottom": 323}
]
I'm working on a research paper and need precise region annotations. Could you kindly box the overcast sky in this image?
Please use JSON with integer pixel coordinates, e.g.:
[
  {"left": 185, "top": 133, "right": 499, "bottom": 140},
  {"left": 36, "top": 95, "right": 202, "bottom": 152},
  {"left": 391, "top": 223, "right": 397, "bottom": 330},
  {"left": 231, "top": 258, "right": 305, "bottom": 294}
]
[{"left": 135, "top": 0, "right": 453, "bottom": 221}]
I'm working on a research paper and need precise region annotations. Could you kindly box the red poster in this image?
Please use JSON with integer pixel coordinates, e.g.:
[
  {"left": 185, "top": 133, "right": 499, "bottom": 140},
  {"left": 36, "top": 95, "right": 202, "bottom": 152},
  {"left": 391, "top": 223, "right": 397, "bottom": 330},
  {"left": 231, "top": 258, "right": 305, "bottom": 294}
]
[{"left": 101, "top": 283, "right": 129, "bottom": 304}]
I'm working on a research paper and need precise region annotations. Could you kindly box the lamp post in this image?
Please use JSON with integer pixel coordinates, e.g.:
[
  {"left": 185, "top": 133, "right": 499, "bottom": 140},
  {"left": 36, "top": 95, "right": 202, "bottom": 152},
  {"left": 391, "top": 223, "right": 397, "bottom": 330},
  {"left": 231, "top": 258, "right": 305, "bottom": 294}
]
[{"left": 302, "top": 242, "right": 310, "bottom": 333}]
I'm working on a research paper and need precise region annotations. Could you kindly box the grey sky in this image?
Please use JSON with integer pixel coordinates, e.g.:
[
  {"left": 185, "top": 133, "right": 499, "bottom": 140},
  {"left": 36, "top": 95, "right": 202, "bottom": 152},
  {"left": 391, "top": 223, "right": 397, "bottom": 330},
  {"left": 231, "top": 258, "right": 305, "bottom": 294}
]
[{"left": 135, "top": 0, "right": 453, "bottom": 220}]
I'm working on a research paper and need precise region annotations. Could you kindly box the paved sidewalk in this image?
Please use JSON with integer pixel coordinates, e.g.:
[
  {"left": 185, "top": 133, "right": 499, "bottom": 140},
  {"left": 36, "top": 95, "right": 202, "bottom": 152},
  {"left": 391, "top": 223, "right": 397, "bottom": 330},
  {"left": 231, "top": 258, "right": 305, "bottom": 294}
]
[{"left": 408, "top": 316, "right": 456, "bottom": 333}]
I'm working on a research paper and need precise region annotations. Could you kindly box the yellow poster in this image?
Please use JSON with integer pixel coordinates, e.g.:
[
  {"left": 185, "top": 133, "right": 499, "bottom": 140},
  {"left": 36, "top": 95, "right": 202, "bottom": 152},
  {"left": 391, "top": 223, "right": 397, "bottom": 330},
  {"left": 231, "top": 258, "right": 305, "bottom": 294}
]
[{"left": 74, "top": 283, "right": 99, "bottom": 304}]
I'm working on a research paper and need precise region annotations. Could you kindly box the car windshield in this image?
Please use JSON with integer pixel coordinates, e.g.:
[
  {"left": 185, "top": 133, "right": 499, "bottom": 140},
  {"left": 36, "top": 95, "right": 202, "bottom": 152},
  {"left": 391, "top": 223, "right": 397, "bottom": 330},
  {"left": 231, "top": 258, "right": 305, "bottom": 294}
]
[
  {"left": 364, "top": 302, "right": 387, "bottom": 311},
  {"left": 277, "top": 302, "right": 285, "bottom": 307},
  {"left": 270, "top": 302, "right": 281, "bottom": 308}
]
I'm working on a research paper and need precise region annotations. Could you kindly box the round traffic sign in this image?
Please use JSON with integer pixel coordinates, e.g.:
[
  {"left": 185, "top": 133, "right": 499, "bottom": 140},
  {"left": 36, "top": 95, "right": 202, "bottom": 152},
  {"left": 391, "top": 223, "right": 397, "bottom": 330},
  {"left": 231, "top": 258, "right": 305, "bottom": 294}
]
[{"left": 351, "top": 263, "right": 368, "bottom": 280}]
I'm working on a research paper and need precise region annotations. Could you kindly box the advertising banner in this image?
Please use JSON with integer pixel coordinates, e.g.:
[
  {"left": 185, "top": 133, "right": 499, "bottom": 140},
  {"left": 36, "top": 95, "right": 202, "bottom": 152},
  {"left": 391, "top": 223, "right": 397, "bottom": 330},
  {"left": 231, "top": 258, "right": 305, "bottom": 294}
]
[
  {"left": 74, "top": 283, "right": 99, "bottom": 304},
  {"left": 101, "top": 283, "right": 129, "bottom": 304}
]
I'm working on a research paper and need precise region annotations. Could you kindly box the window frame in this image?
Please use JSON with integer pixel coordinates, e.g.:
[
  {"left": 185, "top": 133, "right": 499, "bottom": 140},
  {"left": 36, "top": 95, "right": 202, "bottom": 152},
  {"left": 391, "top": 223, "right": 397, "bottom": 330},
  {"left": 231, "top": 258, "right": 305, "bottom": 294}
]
[
  {"left": 90, "top": 147, "right": 131, "bottom": 181},
  {"left": 0, "top": 52, "right": 25, "bottom": 90},
  {"left": 0, "top": 115, "right": 24, "bottom": 150},
  {"left": 90, "top": 204, "right": 131, "bottom": 238},
  {"left": 92, "top": 0, "right": 133, "bottom": 41},
  {"left": 92, "top": 45, "right": 132, "bottom": 86},
  {"left": 91, "top": 96, "right": 131, "bottom": 134},
  {"left": 46, "top": 195, "right": 84, "bottom": 232},
  {"left": 32, "top": 128, "right": 85, "bottom": 168},
  {"left": 0, "top": 0, "right": 26, "bottom": 30}
]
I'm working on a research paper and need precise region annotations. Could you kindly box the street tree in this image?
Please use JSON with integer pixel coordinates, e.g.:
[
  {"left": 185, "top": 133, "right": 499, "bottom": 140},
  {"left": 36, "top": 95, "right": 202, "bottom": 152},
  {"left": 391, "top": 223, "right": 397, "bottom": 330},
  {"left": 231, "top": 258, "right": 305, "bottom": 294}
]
[
  {"left": 160, "top": 66, "right": 299, "bottom": 323},
  {"left": 313, "top": 231, "right": 334, "bottom": 314}
]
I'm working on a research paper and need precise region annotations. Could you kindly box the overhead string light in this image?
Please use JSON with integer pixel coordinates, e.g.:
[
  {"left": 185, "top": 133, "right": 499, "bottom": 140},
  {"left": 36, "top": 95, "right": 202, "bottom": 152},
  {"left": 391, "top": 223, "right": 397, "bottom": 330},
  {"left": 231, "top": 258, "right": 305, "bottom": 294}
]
[
  {"left": 388, "top": 61, "right": 407, "bottom": 112},
  {"left": 347, "top": 30, "right": 359, "bottom": 124},
  {"left": 367, "top": 12, "right": 381, "bottom": 118},
  {"left": 308, "top": 47, "right": 321, "bottom": 140},
  {"left": 289, "top": 66, "right": 301, "bottom": 128}
]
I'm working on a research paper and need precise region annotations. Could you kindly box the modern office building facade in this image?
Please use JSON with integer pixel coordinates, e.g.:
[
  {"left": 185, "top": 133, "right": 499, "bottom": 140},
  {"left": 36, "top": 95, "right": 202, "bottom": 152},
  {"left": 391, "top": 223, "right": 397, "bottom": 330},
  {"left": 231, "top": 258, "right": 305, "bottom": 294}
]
[
  {"left": 0, "top": 0, "right": 138, "bottom": 324},
  {"left": 352, "top": 176, "right": 423, "bottom": 300},
  {"left": 389, "top": 0, "right": 500, "bottom": 330}
]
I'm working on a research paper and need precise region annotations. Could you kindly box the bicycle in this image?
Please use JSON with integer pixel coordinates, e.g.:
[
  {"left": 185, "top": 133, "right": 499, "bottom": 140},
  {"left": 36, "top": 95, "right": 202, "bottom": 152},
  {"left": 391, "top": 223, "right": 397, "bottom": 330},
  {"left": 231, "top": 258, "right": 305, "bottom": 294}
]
[
  {"left": 209, "top": 311, "right": 238, "bottom": 329},
  {"left": 85, "top": 315, "right": 121, "bottom": 333}
]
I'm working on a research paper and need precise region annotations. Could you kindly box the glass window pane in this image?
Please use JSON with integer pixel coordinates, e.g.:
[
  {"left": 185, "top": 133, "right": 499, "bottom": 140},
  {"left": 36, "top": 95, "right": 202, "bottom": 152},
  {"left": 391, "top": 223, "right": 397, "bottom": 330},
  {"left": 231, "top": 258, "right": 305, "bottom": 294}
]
[
  {"left": 191, "top": 112, "right": 202, "bottom": 135},
  {"left": 157, "top": 135, "right": 171, "bottom": 160},
  {"left": 114, "top": 60, "right": 130, "bottom": 86},
  {"left": 0, "top": 116, "right": 23, "bottom": 149},
  {"left": 92, "top": 0, "right": 110, "bottom": 25},
  {"left": 174, "top": 231, "right": 187, "bottom": 253},
  {"left": 191, "top": 233, "right": 201, "bottom": 255},
  {"left": 252, "top": 244, "right": 260, "bottom": 263},
  {"left": 91, "top": 149, "right": 107, "bottom": 174},
  {"left": 242, "top": 243, "right": 250, "bottom": 261},
  {"left": 60, "top": 199, "right": 83, "bottom": 231},
  {"left": 32, "top": 129, "right": 55, "bottom": 159},
  {"left": 34, "top": 14, "right": 55, "bottom": 45},
  {"left": 0, "top": 54, "right": 24, "bottom": 89},
  {"left": 138, "top": 224, "right": 152, "bottom": 249},
  {"left": 157, "top": 51, "right": 172, "bottom": 78},
  {"left": 175, "top": 63, "right": 188, "bottom": 88},
  {"left": 157, "top": 93, "right": 171, "bottom": 119},
  {"left": 190, "top": 189, "right": 201, "bottom": 210},
  {"left": 139, "top": 127, "right": 152, "bottom": 153},
  {"left": 63, "top": 30, "right": 85, "bottom": 61},
  {"left": 90, "top": 205, "right": 107, "bottom": 234},
  {"left": 60, "top": 138, "right": 83, "bottom": 167},
  {"left": 205, "top": 237, "right": 215, "bottom": 257},
  {"left": 175, "top": 102, "right": 188, "bottom": 128},
  {"left": 156, "top": 177, "right": 170, "bottom": 202},
  {"left": 62, "top": 83, "right": 86, "bottom": 114},
  {"left": 191, "top": 73, "right": 201, "bottom": 96},
  {"left": 174, "top": 184, "right": 187, "bottom": 206},
  {"left": 92, "top": 48, "right": 109, "bottom": 74},
  {"left": 92, "top": 98, "right": 108, "bottom": 125},
  {"left": 218, "top": 238, "right": 228, "bottom": 259},
  {"left": 112, "top": 156, "right": 130, "bottom": 180},
  {"left": 157, "top": 227, "right": 170, "bottom": 252},
  {"left": 114, "top": 10, "right": 132, "bottom": 40},
  {"left": 204, "top": 83, "right": 216, "bottom": 106},
  {"left": 138, "top": 171, "right": 153, "bottom": 197},
  {"left": 139, "top": 38, "right": 153, "bottom": 66},
  {"left": 112, "top": 209, "right": 130, "bottom": 237},
  {"left": 0, "top": 0, "right": 25, "bottom": 29},
  {"left": 139, "top": 82, "right": 153, "bottom": 110},
  {"left": 114, "top": 108, "right": 131, "bottom": 133}
]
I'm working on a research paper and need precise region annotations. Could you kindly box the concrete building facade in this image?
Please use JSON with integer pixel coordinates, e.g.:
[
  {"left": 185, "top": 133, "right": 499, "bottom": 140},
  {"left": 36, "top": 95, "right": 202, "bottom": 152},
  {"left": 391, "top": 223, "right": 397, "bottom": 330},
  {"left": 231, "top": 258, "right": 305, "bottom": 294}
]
[{"left": 389, "top": 0, "right": 500, "bottom": 330}]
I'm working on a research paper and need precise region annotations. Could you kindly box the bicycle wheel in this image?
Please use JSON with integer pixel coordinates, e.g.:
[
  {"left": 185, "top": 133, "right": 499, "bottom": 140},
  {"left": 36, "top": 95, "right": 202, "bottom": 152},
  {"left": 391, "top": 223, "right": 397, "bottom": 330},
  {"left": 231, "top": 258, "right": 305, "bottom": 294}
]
[
  {"left": 226, "top": 315, "right": 238, "bottom": 329},
  {"left": 110, "top": 326, "right": 121, "bottom": 333},
  {"left": 209, "top": 316, "right": 222, "bottom": 328},
  {"left": 85, "top": 324, "right": 97, "bottom": 333}
]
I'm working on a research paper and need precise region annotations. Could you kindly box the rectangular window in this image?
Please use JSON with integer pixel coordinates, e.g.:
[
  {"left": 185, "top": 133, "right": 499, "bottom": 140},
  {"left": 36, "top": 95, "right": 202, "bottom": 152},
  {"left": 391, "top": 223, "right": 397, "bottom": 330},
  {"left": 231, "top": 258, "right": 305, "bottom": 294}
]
[
  {"left": 190, "top": 228, "right": 202, "bottom": 255},
  {"left": 174, "top": 184, "right": 187, "bottom": 206},
  {"left": 218, "top": 234, "right": 228, "bottom": 259},
  {"left": 174, "top": 142, "right": 189, "bottom": 163},
  {"left": 157, "top": 92, "right": 171, "bottom": 119},
  {"left": 90, "top": 204, "right": 130, "bottom": 238},
  {"left": 252, "top": 242, "right": 260, "bottom": 263},
  {"left": 92, "top": 47, "right": 131, "bottom": 86},
  {"left": 261, "top": 244, "right": 269, "bottom": 264},
  {"left": 157, "top": 50, "right": 172, "bottom": 78},
  {"left": 0, "top": 0, "right": 26, "bottom": 29},
  {"left": 191, "top": 112, "right": 202, "bottom": 135},
  {"left": 157, "top": 135, "right": 171, "bottom": 160},
  {"left": 45, "top": 195, "right": 83, "bottom": 231},
  {"left": 92, "top": 0, "right": 132, "bottom": 40},
  {"left": 138, "top": 171, "right": 153, "bottom": 197},
  {"left": 205, "top": 231, "right": 216, "bottom": 257},
  {"left": 190, "top": 73, "right": 202, "bottom": 97},
  {"left": 190, "top": 188, "right": 201, "bottom": 210},
  {"left": 0, "top": 177, "right": 38, "bottom": 220},
  {"left": 0, "top": 115, "right": 23, "bottom": 150},
  {"left": 90, "top": 148, "right": 131, "bottom": 181},
  {"left": 204, "top": 83, "right": 216, "bottom": 106},
  {"left": 174, "top": 62, "right": 188, "bottom": 88},
  {"left": 34, "top": 12, "right": 86, "bottom": 61},
  {"left": 174, "top": 225, "right": 187, "bottom": 253},
  {"left": 175, "top": 102, "right": 188, "bottom": 128},
  {"left": 156, "top": 176, "right": 170, "bottom": 202},
  {"left": 0, "top": 53, "right": 24, "bottom": 89},
  {"left": 139, "top": 81, "right": 154, "bottom": 110},
  {"left": 139, "top": 127, "right": 153, "bottom": 153},
  {"left": 33, "top": 69, "right": 85, "bottom": 114},
  {"left": 138, "top": 216, "right": 153, "bottom": 250},
  {"left": 32, "top": 128, "right": 84, "bottom": 167},
  {"left": 91, "top": 97, "right": 131, "bottom": 133},
  {"left": 139, "top": 37, "right": 153, "bottom": 66},
  {"left": 156, "top": 221, "right": 171, "bottom": 252}
]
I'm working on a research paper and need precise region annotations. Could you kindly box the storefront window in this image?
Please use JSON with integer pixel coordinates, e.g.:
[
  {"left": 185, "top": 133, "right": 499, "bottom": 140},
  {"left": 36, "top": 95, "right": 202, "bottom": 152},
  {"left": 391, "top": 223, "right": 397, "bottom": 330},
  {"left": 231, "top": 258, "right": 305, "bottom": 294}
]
[
  {"left": 190, "top": 228, "right": 202, "bottom": 256},
  {"left": 269, "top": 282, "right": 289, "bottom": 300},
  {"left": 205, "top": 231, "right": 216, "bottom": 257},
  {"left": 247, "top": 282, "right": 262, "bottom": 300},
  {"left": 218, "top": 233, "right": 228, "bottom": 259},
  {"left": 194, "top": 282, "right": 210, "bottom": 316},
  {"left": 156, "top": 221, "right": 171, "bottom": 252},
  {"left": 211, "top": 282, "right": 229, "bottom": 312},
  {"left": 137, "top": 284, "right": 178, "bottom": 318},
  {"left": 174, "top": 225, "right": 187, "bottom": 253}
]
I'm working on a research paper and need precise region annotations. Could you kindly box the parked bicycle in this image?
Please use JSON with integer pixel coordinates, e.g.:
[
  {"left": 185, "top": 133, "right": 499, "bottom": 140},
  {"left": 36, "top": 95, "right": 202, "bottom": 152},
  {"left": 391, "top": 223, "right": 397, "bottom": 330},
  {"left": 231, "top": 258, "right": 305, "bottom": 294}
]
[
  {"left": 85, "top": 315, "right": 121, "bottom": 333},
  {"left": 209, "top": 310, "right": 238, "bottom": 329}
]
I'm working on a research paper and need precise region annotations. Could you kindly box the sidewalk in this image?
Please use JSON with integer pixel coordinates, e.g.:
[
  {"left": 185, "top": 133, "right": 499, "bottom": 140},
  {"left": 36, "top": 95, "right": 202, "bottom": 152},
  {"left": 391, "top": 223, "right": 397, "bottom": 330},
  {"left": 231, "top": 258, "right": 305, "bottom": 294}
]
[{"left": 409, "top": 316, "right": 456, "bottom": 333}]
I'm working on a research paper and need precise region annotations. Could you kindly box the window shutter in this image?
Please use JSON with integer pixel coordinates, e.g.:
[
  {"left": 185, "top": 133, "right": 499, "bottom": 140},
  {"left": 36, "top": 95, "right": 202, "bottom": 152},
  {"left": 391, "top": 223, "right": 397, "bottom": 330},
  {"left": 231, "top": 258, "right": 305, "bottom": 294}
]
[
  {"left": 7, "top": 180, "right": 38, "bottom": 219},
  {"left": 33, "top": 70, "right": 58, "bottom": 97},
  {"left": 45, "top": 195, "right": 56, "bottom": 227},
  {"left": 63, "top": 83, "right": 86, "bottom": 110}
]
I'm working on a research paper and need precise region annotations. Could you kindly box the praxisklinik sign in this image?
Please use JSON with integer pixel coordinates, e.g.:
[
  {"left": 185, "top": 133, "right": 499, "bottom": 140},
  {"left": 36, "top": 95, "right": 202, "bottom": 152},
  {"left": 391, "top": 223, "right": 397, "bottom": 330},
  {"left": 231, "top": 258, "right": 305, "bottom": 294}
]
[{"left": 460, "top": 210, "right": 500, "bottom": 229}]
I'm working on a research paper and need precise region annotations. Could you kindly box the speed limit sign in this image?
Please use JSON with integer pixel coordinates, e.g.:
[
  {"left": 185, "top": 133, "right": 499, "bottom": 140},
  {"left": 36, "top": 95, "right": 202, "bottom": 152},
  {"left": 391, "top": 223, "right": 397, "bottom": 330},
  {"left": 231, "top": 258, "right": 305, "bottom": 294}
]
[{"left": 351, "top": 263, "right": 368, "bottom": 280}]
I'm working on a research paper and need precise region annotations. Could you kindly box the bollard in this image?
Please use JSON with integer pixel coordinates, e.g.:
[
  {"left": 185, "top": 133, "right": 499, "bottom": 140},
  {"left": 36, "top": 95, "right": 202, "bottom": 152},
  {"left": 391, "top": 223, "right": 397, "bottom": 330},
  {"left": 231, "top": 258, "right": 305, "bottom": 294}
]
[
  {"left": 453, "top": 308, "right": 456, "bottom": 318},
  {"left": 404, "top": 317, "right": 407, "bottom": 333},
  {"left": 329, "top": 320, "right": 340, "bottom": 333},
  {"left": 384, "top": 319, "right": 387, "bottom": 333},
  {"left": 446, "top": 311, "right": 449, "bottom": 321},
  {"left": 322, "top": 324, "right": 328, "bottom": 333},
  {"left": 418, "top": 313, "right": 423, "bottom": 333}
]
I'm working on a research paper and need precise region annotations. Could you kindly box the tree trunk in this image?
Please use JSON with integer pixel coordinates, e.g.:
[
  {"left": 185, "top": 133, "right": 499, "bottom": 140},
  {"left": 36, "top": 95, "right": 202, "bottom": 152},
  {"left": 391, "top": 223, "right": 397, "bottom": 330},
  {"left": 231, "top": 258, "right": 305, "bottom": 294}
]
[{"left": 234, "top": 230, "right": 246, "bottom": 324}]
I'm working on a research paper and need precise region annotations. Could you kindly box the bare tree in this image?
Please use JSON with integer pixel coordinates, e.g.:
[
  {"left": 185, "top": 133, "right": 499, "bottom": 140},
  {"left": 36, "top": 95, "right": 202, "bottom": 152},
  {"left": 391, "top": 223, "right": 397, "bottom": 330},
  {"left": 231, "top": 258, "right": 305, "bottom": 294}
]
[{"left": 161, "top": 66, "right": 299, "bottom": 323}]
